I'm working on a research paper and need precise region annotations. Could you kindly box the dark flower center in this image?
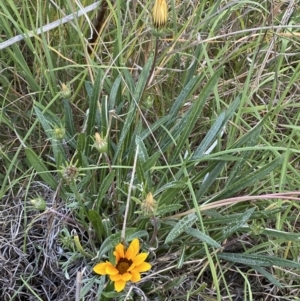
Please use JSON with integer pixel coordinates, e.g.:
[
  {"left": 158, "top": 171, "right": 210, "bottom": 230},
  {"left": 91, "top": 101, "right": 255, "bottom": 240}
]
[{"left": 116, "top": 258, "right": 133, "bottom": 274}]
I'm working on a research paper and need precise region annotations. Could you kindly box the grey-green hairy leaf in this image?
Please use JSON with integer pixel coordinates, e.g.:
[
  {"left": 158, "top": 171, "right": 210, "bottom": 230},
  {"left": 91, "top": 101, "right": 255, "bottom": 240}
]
[
  {"left": 221, "top": 207, "right": 255, "bottom": 239},
  {"left": 186, "top": 227, "right": 222, "bottom": 249},
  {"left": 218, "top": 253, "right": 273, "bottom": 266},
  {"left": 165, "top": 214, "right": 198, "bottom": 244}
]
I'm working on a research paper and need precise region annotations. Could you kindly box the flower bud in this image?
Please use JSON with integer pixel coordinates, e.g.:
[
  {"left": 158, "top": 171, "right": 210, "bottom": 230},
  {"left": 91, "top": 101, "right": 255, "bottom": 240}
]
[
  {"left": 152, "top": 0, "right": 168, "bottom": 28},
  {"left": 61, "top": 83, "right": 72, "bottom": 99},
  {"left": 93, "top": 132, "right": 108, "bottom": 153},
  {"left": 30, "top": 195, "right": 46, "bottom": 211},
  {"left": 141, "top": 192, "right": 157, "bottom": 215},
  {"left": 53, "top": 126, "right": 66, "bottom": 141}
]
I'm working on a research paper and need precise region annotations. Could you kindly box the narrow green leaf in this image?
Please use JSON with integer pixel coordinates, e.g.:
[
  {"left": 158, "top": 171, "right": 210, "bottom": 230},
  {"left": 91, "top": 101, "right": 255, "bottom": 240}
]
[
  {"left": 159, "top": 184, "right": 185, "bottom": 206},
  {"left": 98, "top": 229, "right": 148, "bottom": 258},
  {"left": 221, "top": 207, "right": 255, "bottom": 239},
  {"left": 143, "top": 152, "right": 161, "bottom": 172},
  {"left": 263, "top": 255, "right": 300, "bottom": 269},
  {"left": 210, "top": 157, "right": 282, "bottom": 202},
  {"left": 85, "top": 71, "right": 102, "bottom": 155},
  {"left": 218, "top": 253, "right": 273, "bottom": 266},
  {"left": 87, "top": 210, "right": 105, "bottom": 241},
  {"left": 136, "top": 136, "right": 149, "bottom": 164},
  {"left": 157, "top": 204, "right": 183, "bottom": 216},
  {"left": 163, "top": 68, "right": 223, "bottom": 157},
  {"left": 63, "top": 99, "right": 76, "bottom": 137},
  {"left": 254, "top": 266, "right": 282, "bottom": 287},
  {"left": 190, "top": 95, "right": 241, "bottom": 161},
  {"left": 109, "top": 74, "right": 122, "bottom": 110},
  {"left": 140, "top": 116, "right": 170, "bottom": 140},
  {"left": 186, "top": 227, "right": 222, "bottom": 249},
  {"left": 25, "top": 147, "right": 57, "bottom": 190},
  {"left": 154, "top": 180, "right": 187, "bottom": 196},
  {"left": 34, "top": 106, "right": 67, "bottom": 165},
  {"left": 196, "top": 161, "right": 226, "bottom": 199},
  {"left": 192, "top": 112, "right": 226, "bottom": 159},
  {"left": 165, "top": 214, "right": 198, "bottom": 244},
  {"left": 96, "top": 170, "right": 116, "bottom": 211},
  {"left": 113, "top": 55, "right": 154, "bottom": 163},
  {"left": 167, "top": 75, "right": 201, "bottom": 124}
]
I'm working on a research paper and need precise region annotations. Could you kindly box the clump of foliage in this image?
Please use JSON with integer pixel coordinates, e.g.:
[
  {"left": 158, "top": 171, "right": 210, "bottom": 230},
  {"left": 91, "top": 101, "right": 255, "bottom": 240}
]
[{"left": 1, "top": 0, "right": 300, "bottom": 300}]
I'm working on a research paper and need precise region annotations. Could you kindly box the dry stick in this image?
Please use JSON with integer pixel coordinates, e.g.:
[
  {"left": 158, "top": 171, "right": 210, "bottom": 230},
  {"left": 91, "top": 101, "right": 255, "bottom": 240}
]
[
  {"left": 0, "top": 1, "right": 100, "bottom": 50},
  {"left": 121, "top": 145, "right": 140, "bottom": 244},
  {"left": 168, "top": 192, "right": 300, "bottom": 219}
]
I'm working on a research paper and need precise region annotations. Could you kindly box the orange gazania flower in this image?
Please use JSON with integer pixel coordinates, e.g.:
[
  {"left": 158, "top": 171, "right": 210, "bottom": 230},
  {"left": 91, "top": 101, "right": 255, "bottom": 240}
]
[{"left": 93, "top": 238, "right": 151, "bottom": 292}]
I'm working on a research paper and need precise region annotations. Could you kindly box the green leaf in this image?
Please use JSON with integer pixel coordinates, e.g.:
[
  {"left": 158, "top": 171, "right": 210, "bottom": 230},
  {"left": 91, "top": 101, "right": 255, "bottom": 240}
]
[
  {"left": 210, "top": 157, "right": 282, "bottom": 202},
  {"left": 109, "top": 74, "right": 122, "bottom": 110},
  {"left": 263, "top": 255, "right": 300, "bottom": 269},
  {"left": 63, "top": 99, "right": 75, "bottom": 137},
  {"left": 221, "top": 207, "right": 255, "bottom": 240},
  {"left": 165, "top": 214, "right": 198, "bottom": 244},
  {"left": 219, "top": 252, "right": 300, "bottom": 270},
  {"left": 186, "top": 227, "right": 222, "bottom": 249},
  {"left": 196, "top": 161, "right": 226, "bottom": 198},
  {"left": 192, "top": 111, "right": 226, "bottom": 159},
  {"left": 157, "top": 204, "right": 183, "bottom": 216},
  {"left": 159, "top": 183, "right": 186, "bottom": 206},
  {"left": 140, "top": 116, "right": 170, "bottom": 140},
  {"left": 113, "top": 55, "right": 154, "bottom": 163},
  {"left": 34, "top": 106, "right": 67, "bottom": 165},
  {"left": 136, "top": 135, "right": 149, "bottom": 164},
  {"left": 167, "top": 75, "right": 201, "bottom": 124},
  {"left": 25, "top": 147, "right": 58, "bottom": 191},
  {"left": 87, "top": 210, "right": 105, "bottom": 241},
  {"left": 154, "top": 180, "right": 187, "bottom": 196},
  {"left": 163, "top": 68, "right": 223, "bottom": 158},
  {"left": 85, "top": 71, "right": 102, "bottom": 155},
  {"left": 98, "top": 229, "right": 148, "bottom": 258},
  {"left": 254, "top": 266, "right": 282, "bottom": 287},
  {"left": 218, "top": 253, "right": 273, "bottom": 266},
  {"left": 95, "top": 170, "right": 116, "bottom": 211},
  {"left": 191, "top": 95, "right": 241, "bottom": 160}
]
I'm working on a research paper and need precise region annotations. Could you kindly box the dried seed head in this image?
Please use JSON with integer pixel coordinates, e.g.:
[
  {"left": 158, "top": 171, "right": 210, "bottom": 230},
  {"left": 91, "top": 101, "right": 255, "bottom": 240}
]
[
  {"left": 62, "top": 164, "right": 79, "bottom": 182},
  {"left": 152, "top": 0, "right": 168, "bottom": 28}
]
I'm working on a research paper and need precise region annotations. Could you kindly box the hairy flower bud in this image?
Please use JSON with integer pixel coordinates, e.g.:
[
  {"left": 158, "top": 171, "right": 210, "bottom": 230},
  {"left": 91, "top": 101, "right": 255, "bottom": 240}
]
[{"left": 152, "top": 0, "right": 168, "bottom": 28}]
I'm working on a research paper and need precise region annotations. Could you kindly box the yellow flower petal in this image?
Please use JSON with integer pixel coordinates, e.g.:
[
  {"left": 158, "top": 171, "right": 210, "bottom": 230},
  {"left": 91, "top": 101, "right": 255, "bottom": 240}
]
[
  {"left": 110, "top": 273, "right": 122, "bottom": 281},
  {"left": 114, "top": 243, "right": 125, "bottom": 260},
  {"left": 130, "top": 270, "right": 141, "bottom": 282},
  {"left": 114, "top": 279, "right": 126, "bottom": 292},
  {"left": 120, "top": 272, "right": 132, "bottom": 281},
  {"left": 133, "top": 262, "right": 151, "bottom": 273},
  {"left": 132, "top": 252, "right": 148, "bottom": 266},
  {"left": 93, "top": 262, "right": 111, "bottom": 275},
  {"left": 125, "top": 238, "right": 139, "bottom": 259},
  {"left": 106, "top": 265, "right": 119, "bottom": 275}
]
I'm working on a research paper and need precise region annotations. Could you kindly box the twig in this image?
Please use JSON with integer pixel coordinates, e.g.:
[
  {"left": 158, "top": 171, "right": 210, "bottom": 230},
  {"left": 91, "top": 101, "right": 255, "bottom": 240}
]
[{"left": 0, "top": 1, "right": 100, "bottom": 50}]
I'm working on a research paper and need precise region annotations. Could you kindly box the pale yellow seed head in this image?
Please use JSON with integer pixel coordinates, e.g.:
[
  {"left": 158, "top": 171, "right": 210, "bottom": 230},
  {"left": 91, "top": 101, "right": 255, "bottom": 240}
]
[
  {"left": 152, "top": 0, "right": 168, "bottom": 28},
  {"left": 141, "top": 192, "right": 157, "bottom": 215}
]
